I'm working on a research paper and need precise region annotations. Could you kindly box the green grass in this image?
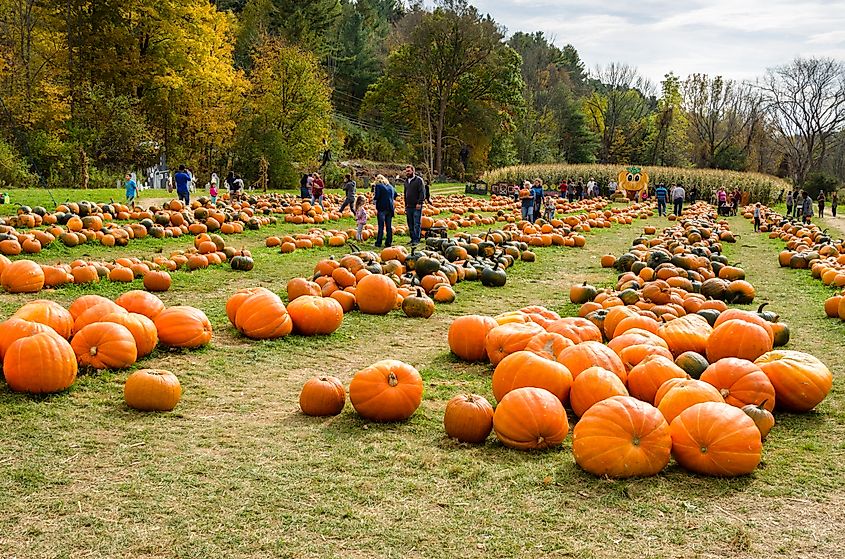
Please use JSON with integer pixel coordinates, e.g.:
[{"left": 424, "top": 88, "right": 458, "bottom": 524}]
[{"left": 0, "top": 200, "right": 844, "bottom": 558}]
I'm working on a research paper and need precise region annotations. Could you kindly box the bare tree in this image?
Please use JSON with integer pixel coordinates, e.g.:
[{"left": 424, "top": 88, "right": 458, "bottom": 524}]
[
  {"left": 757, "top": 57, "right": 845, "bottom": 186},
  {"left": 683, "top": 74, "right": 762, "bottom": 168}
]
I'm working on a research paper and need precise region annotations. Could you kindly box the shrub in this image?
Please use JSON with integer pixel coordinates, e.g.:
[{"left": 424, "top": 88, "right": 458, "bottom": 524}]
[{"left": 0, "top": 140, "right": 35, "bottom": 187}]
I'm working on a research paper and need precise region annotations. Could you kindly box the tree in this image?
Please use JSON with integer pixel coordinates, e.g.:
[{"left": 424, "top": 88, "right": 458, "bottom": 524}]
[
  {"left": 647, "top": 72, "right": 691, "bottom": 167},
  {"left": 758, "top": 57, "right": 845, "bottom": 186},
  {"left": 236, "top": 39, "right": 332, "bottom": 188}
]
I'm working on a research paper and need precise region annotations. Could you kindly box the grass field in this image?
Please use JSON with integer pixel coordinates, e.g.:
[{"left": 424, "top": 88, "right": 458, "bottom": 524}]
[{"left": 0, "top": 196, "right": 843, "bottom": 558}]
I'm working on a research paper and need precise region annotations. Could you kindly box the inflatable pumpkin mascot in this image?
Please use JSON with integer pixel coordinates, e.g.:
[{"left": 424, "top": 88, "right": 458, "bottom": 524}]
[{"left": 618, "top": 167, "right": 649, "bottom": 200}]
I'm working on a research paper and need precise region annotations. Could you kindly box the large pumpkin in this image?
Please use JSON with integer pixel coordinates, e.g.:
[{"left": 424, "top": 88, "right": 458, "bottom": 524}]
[
  {"left": 448, "top": 315, "right": 498, "bottom": 362},
  {"left": 444, "top": 394, "right": 494, "bottom": 444},
  {"left": 3, "top": 331, "right": 77, "bottom": 393},
  {"left": 485, "top": 322, "right": 545, "bottom": 366},
  {"left": 700, "top": 358, "right": 775, "bottom": 411},
  {"left": 492, "top": 350, "right": 573, "bottom": 404},
  {"left": 154, "top": 306, "right": 213, "bottom": 348},
  {"left": 124, "top": 369, "right": 182, "bottom": 411},
  {"left": 1, "top": 259, "right": 44, "bottom": 293},
  {"left": 657, "top": 314, "right": 712, "bottom": 357},
  {"left": 670, "top": 402, "right": 762, "bottom": 476},
  {"left": 706, "top": 319, "right": 773, "bottom": 363},
  {"left": 754, "top": 350, "right": 833, "bottom": 412},
  {"left": 73, "top": 301, "right": 125, "bottom": 333},
  {"left": 229, "top": 289, "right": 292, "bottom": 340},
  {"left": 356, "top": 274, "right": 398, "bottom": 315},
  {"left": 299, "top": 376, "right": 346, "bottom": 417},
  {"left": 556, "top": 341, "right": 626, "bottom": 383},
  {"left": 655, "top": 378, "right": 724, "bottom": 423},
  {"left": 12, "top": 300, "right": 73, "bottom": 340},
  {"left": 115, "top": 290, "right": 165, "bottom": 319},
  {"left": 545, "top": 317, "right": 603, "bottom": 344},
  {"left": 287, "top": 295, "right": 344, "bottom": 336},
  {"left": 71, "top": 322, "right": 138, "bottom": 370},
  {"left": 0, "top": 317, "right": 50, "bottom": 359},
  {"left": 573, "top": 396, "right": 671, "bottom": 478},
  {"left": 69, "top": 294, "right": 112, "bottom": 321},
  {"left": 100, "top": 312, "right": 159, "bottom": 358},
  {"left": 349, "top": 360, "right": 423, "bottom": 422},
  {"left": 569, "top": 366, "right": 629, "bottom": 417},
  {"left": 524, "top": 331, "right": 574, "bottom": 361},
  {"left": 493, "top": 387, "right": 569, "bottom": 450},
  {"left": 626, "top": 354, "right": 688, "bottom": 404}
]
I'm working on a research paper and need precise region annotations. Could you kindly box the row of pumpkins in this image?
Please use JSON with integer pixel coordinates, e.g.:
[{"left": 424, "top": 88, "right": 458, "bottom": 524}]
[
  {"left": 0, "top": 233, "right": 254, "bottom": 294},
  {"left": 0, "top": 291, "right": 210, "bottom": 409}
]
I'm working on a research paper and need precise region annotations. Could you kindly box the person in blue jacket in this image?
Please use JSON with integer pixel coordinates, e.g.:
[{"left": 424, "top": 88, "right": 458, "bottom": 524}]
[
  {"left": 174, "top": 165, "right": 191, "bottom": 206},
  {"left": 655, "top": 183, "right": 668, "bottom": 216},
  {"left": 531, "top": 178, "right": 544, "bottom": 222},
  {"left": 373, "top": 174, "right": 398, "bottom": 248}
]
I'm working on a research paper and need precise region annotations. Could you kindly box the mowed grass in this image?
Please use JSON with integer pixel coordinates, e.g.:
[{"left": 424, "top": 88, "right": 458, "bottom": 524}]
[{"left": 0, "top": 200, "right": 843, "bottom": 558}]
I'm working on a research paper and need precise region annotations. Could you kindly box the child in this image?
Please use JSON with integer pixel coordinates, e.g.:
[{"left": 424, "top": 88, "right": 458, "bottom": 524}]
[
  {"left": 209, "top": 181, "right": 219, "bottom": 205},
  {"left": 544, "top": 195, "right": 556, "bottom": 222},
  {"left": 124, "top": 173, "right": 137, "bottom": 207},
  {"left": 753, "top": 203, "right": 762, "bottom": 232},
  {"left": 354, "top": 195, "right": 368, "bottom": 241}
]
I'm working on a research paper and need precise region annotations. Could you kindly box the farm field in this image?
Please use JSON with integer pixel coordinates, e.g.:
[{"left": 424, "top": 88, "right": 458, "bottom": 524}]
[{"left": 0, "top": 190, "right": 843, "bottom": 559}]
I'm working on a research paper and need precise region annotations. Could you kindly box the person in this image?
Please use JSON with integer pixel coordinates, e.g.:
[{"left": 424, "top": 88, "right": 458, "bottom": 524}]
[
  {"left": 717, "top": 188, "right": 727, "bottom": 215},
  {"left": 300, "top": 173, "right": 311, "bottom": 198},
  {"left": 795, "top": 191, "right": 804, "bottom": 219},
  {"left": 339, "top": 174, "right": 357, "bottom": 213},
  {"left": 608, "top": 179, "right": 617, "bottom": 197},
  {"left": 559, "top": 179, "right": 568, "bottom": 200},
  {"left": 818, "top": 191, "right": 826, "bottom": 218},
  {"left": 511, "top": 184, "right": 520, "bottom": 201},
  {"left": 403, "top": 165, "right": 426, "bottom": 245},
  {"left": 186, "top": 168, "right": 195, "bottom": 192},
  {"left": 731, "top": 190, "right": 740, "bottom": 216},
  {"left": 753, "top": 203, "right": 763, "bottom": 232},
  {"left": 354, "top": 195, "right": 368, "bottom": 241},
  {"left": 566, "top": 179, "right": 575, "bottom": 202},
  {"left": 576, "top": 181, "right": 584, "bottom": 200},
  {"left": 689, "top": 185, "right": 698, "bottom": 203},
  {"left": 655, "top": 183, "right": 668, "bottom": 216},
  {"left": 832, "top": 191, "right": 838, "bottom": 218},
  {"left": 802, "top": 190, "right": 814, "bottom": 224},
  {"left": 373, "top": 175, "right": 397, "bottom": 248},
  {"left": 209, "top": 180, "right": 219, "bottom": 205},
  {"left": 310, "top": 172, "right": 325, "bottom": 209},
  {"left": 174, "top": 165, "right": 191, "bottom": 206},
  {"left": 531, "top": 178, "right": 544, "bottom": 222},
  {"left": 232, "top": 174, "right": 244, "bottom": 200},
  {"left": 586, "top": 177, "right": 597, "bottom": 199},
  {"left": 518, "top": 181, "right": 533, "bottom": 221},
  {"left": 786, "top": 191, "right": 793, "bottom": 219},
  {"left": 544, "top": 195, "right": 556, "bottom": 222},
  {"left": 672, "top": 183, "right": 686, "bottom": 216},
  {"left": 124, "top": 173, "right": 137, "bottom": 206}
]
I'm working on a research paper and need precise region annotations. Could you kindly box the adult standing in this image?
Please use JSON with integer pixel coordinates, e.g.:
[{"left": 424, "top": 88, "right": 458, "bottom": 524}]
[
  {"left": 832, "top": 191, "right": 838, "bottom": 217},
  {"left": 339, "top": 174, "right": 357, "bottom": 213},
  {"left": 174, "top": 165, "right": 191, "bottom": 206},
  {"left": 795, "top": 191, "right": 804, "bottom": 219},
  {"left": 586, "top": 177, "right": 597, "bottom": 199},
  {"left": 518, "top": 181, "right": 533, "bottom": 221},
  {"left": 559, "top": 179, "right": 568, "bottom": 200},
  {"left": 300, "top": 173, "right": 311, "bottom": 198},
  {"left": 531, "top": 178, "right": 544, "bottom": 222},
  {"left": 672, "top": 183, "right": 686, "bottom": 216},
  {"left": 786, "top": 191, "right": 793, "bottom": 219},
  {"left": 655, "top": 183, "right": 668, "bottom": 216},
  {"left": 124, "top": 173, "right": 137, "bottom": 206},
  {"left": 802, "top": 190, "right": 814, "bottom": 224},
  {"left": 608, "top": 179, "right": 617, "bottom": 198},
  {"left": 373, "top": 175, "right": 397, "bottom": 248},
  {"left": 403, "top": 165, "right": 426, "bottom": 246},
  {"left": 818, "top": 191, "right": 826, "bottom": 218},
  {"left": 310, "top": 172, "right": 325, "bottom": 209},
  {"left": 689, "top": 185, "right": 698, "bottom": 203}
]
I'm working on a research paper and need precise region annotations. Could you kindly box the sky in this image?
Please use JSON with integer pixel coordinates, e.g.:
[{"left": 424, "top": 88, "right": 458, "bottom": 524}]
[{"left": 461, "top": 0, "right": 845, "bottom": 84}]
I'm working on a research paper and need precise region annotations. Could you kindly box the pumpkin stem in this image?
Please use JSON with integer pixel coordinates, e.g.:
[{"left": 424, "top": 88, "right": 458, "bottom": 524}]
[
  {"left": 89, "top": 346, "right": 98, "bottom": 356},
  {"left": 757, "top": 302, "right": 768, "bottom": 313},
  {"left": 758, "top": 399, "right": 769, "bottom": 409},
  {"left": 388, "top": 372, "right": 398, "bottom": 387}
]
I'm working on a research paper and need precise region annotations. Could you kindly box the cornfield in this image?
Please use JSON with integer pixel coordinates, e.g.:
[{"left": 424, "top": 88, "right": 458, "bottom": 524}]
[{"left": 481, "top": 164, "right": 791, "bottom": 203}]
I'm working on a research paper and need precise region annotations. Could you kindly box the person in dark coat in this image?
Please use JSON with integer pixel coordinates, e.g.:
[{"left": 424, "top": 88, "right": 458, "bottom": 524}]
[
  {"left": 403, "top": 165, "right": 426, "bottom": 245},
  {"left": 531, "top": 179, "right": 544, "bottom": 222},
  {"left": 373, "top": 174, "right": 397, "bottom": 248}
]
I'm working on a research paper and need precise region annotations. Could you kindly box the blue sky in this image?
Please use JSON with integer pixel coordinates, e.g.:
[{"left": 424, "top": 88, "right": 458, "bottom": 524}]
[{"left": 459, "top": 0, "right": 845, "bottom": 83}]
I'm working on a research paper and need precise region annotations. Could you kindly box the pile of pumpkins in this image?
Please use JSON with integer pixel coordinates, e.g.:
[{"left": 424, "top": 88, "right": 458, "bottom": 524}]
[
  {"left": 266, "top": 229, "right": 356, "bottom": 253},
  {"left": 0, "top": 291, "right": 211, "bottom": 410},
  {"left": 437, "top": 304, "right": 831, "bottom": 478}
]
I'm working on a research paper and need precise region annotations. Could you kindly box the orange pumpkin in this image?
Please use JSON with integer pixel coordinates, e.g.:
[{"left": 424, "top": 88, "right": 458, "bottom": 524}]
[
  {"left": 523, "top": 331, "right": 574, "bottom": 360},
  {"left": 626, "top": 354, "right": 688, "bottom": 404},
  {"left": 556, "top": 341, "right": 627, "bottom": 383},
  {"left": 1, "top": 259, "right": 45, "bottom": 293},
  {"left": 707, "top": 319, "right": 773, "bottom": 362},
  {"left": 154, "top": 306, "right": 213, "bottom": 348},
  {"left": 71, "top": 322, "right": 138, "bottom": 370},
  {"left": 492, "top": 350, "right": 573, "bottom": 404},
  {"left": 493, "top": 387, "right": 569, "bottom": 450},
  {"left": 448, "top": 315, "right": 499, "bottom": 362},
  {"left": 657, "top": 314, "right": 712, "bottom": 357},
  {"left": 124, "top": 369, "right": 182, "bottom": 411},
  {"left": 569, "top": 366, "right": 629, "bottom": 417},
  {"left": 100, "top": 312, "right": 159, "bottom": 358},
  {"left": 443, "top": 394, "right": 494, "bottom": 444},
  {"left": 484, "top": 322, "right": 545, "bottom": 366},
  {"left": 13, "top": 300, "right": 73, "bottom": 339},
  {"left": 754, "top": 350, "right": 833, "bottom": 412},
  {"left": 655, "top": 379, "right": 724, "bottom": 423},
  {"left": 69, "top": 294, "right": 113, "bottom": 321},
  {"left": 143, "top": 271, "right": 172, "bottom": 292},
  {"left": 228, "top": 289, "right": 292, "bottom": 340},
  {"left": 299, "top": 376, "right": 346, "bottom": 417},
  {"left": 349, "top": 360, "right": 423, "bottom": 422},
  {"left": 700, "top": 358, "right": 776, "bottom": 411},
  {"left": 287, "top": 295, "right": 344, "bottom": 336},
  {"left": 355, "top": 274, "right": 398, "bottom": 315},
  {"left": 115, "top": 290, "right": 165, "bottom": 319},
  {"left": 3, "top": 331, "right": 77, "bottom": 393},
  {"left": 0, "top": 318, "right": 50, "bottom": 360}
]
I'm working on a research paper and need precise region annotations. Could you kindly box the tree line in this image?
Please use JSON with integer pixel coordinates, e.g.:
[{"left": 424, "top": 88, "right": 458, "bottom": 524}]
[{"left": 0, "top": 0, "right": 842, "bottom": 191}]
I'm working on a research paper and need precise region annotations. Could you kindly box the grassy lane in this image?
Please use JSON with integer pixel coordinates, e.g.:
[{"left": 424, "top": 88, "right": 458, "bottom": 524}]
[{"left": 0, "top": 209, "right": 843, "bottom": 558}]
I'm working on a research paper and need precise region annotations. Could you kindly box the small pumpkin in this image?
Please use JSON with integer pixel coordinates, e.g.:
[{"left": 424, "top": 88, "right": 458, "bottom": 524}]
[
  {"left": 493, "top": 387, "right": 569, "bottom": 450},
  {"left": 742, "top": 401, "right": 775, "bottom": 441},
  {"left": 299, "top": 376, "right": 346, "bottom": 416},
  {"left": 448, "top": 315, "right": 498, "bottom": 362},
  {"left": 349, "top": 360, "right": 423, "bottom": 422},
  {"left": 124, "top": 369, "right": 182, "bottom": 411},
  {"left": 402, "top": 288, "right": 435, "bottom": 318},
  {"left": 444, "top": 394, "right": 494, "bottom": 444}
]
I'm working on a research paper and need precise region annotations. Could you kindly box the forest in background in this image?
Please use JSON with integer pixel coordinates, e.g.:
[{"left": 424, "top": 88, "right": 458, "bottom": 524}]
[{"left": 0, "top": 0, "right": 843, "bottom": 192}]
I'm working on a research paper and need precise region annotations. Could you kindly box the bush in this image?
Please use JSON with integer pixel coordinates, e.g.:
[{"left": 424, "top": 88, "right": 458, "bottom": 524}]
[
  {"left": 804, "top": 172, "right": 840, "bottom": 199},
  {"left": 0, "top": 140, "right": 35, "bottom": 187}
]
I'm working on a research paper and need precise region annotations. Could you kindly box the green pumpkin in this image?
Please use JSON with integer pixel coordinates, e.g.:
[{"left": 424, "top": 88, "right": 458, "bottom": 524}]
[
  {"left": 675, "top": 351, "right": 709, "bottom": 380},
  {"left": 414, "top": 256, "right": 441, "bottom": 276},
  {"left": 696, "top": 309, "right": 721, "bottom": 327},
  {"left": 230, "top": 254, "right": 254, "bottom": 271},
  {"left": 480, "top": 266, "right": 507, "bottom": 287},
  {"left": 756, "top": 303, "right": 780, "bottom": 323},
  {"left": 402, "top": 288, "right": 435, "bottom": 318}
]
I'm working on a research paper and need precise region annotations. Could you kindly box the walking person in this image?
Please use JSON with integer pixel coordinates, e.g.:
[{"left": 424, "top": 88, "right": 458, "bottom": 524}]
[
  {"left": 832, "top": 191, "right": 838, "bottom": 217},
  {"left": 802, "top": 190, "right": 814, "bottom": 224},
  {"left": 818, "top": 191, "right": 826, "bottom": 218},
  {"left": 519, "top": 181, "right": 533, "bottom": 221},
  {"left": 124, "top": 173, "right": 137, "bottom": 207},
  {"left": 339, "top": 174, "right": 357, "bottom": 213},
  {"left": 786, "top": 191, "right": 793, "bottom": 219},
  {"left": 174, "top": 165, "right": 191, "bottom": 206},
  {"left": 373, "top": 175, "right": 397, "bottom": 248},
  {"left": 403, "top": 165, "right": 426, "bottom": 246},
  {"left": 672, "top": 183, "right": 686, "bottom": 216},
  {"left": 209, "top": 180, "right": 219, "bottom": 205},
  {"left": 586, "top": 177, "right": 597, "bottom": 199},
  {"left": 655, "top": 183, "right": 668, "bottom": 216},
  {"left": 310, "top": 172, "right": 325, "bottom": 209},
  {"left": 753, "top": 203, "right": 763, "bottom": 232},
  {"left": 794, "top": 191, "right": 803, "bottom": 219},
  {"left": 354, "top": 195, "right": 368, "bottom": 241},
  {"left": 531, "top": 178, "right": 544, "bottom": 222}
]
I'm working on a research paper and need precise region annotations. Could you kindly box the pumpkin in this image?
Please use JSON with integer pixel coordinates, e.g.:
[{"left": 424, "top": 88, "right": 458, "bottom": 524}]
[
  {"left": 73, "top": 301, "right": 125, "bottom": 332},
  {"left": 546, "top": 317, "right": 603, "bottom": 344},
  {"left": 713, "top": 309, "right": 774, "bottom": 342},
  {"left": 402, "top": 288, "right": 435, "bottom": 318},
  {"left": 286, "top": 277, "right": 322, "bottom": 301},
  {"left": 287, "top": 296, "right": 344, "bottom": 335},
  {"left": 770, "top": 322, "right": 790, "bottom": 347},
  {"left": 523, "top": 331, "right": 573, "bottom": 361},
  {"left": 655, "top": 379, "right": 724, "bottom": 423},
  {"left": 754, "top": 350, "right": 833, "bottom": 413},
  {"left": 706, "top": 319, "right": 773, "bottom": 363},
  {"left": 742, "top": 401, "right": 775, "bottom": 441},
  {"left": 657, "top": 314, "right": 712, "bottom": 357},
  {"left": 229, "top": 289, "right": 292, "bottom": 340},
  {"left": 143, "top": 270, "right": 172, "bottom": 292},
  {"left": 492, "top": 350, "right": 573, "bottom": 404},
  {"left": 3, "top": 331, "right": 77, "bottom": 393},
  {"left": 1, "top": 259, "right": 45, "bottom": 293},
  {"left": 13, "top": 300, "right": 73, "bottom": 339},
  {"left": 569, "top": 366, "right": 629, "bottom": 417},
  {"left": 670, "top": 402, "right": 762, "bottom": 476},
  {"left": 569, "top": 282, "right": 597, "bottom": 304},
  {"left": 444, "top": 394, "right": 494, "bottom": 443},
  {"left": 69, "top": 294, "right": 112, "bottom": 321},
  {"left": 700, "top": 358, "right": 775, "bottom": 411},
  {"left": 448, "top": 315, "right": 498, "bottom": 362},
  {"left": 349, "top": 360, "right": 423, "bottom": 422},
  {"left": 299, "top": 376, "right": 346, "bottom": 416},
  {"left": 124, "top": 369, "right": 182, "bottom": 411},
  {"left": 71, "top": 322, "right": 138, "bottom": 370},
  {"left": 626, "top": 355, "right": 688, "bottom": 404},
  {"left": 573, "top": 396, "right": 671, "bottom": 478},
  {"left": 0, "top": 317, "right": 50, "bottom": 359},
  {"left": 556, "top": 341, "right": 626, "bottom": 383},
  {"left": 674, "top": 351, "right": 709, "bottom": 379},
  {"left": 493, "top": 387, "right": 569, "bottom": 450},
  {"left": 603, "top": 306, "right": 638, "bottom": 338},
  {"left": 484, "top": 321, "right": 545, "bottom": 366},
  {"left": 115, "top": 290, "right": 165, "bottom": 319},
  {"left": 154, "top": 306, "right": 213, "bottom": 348},
  {"left": 356, "top": 274, "right": 398, "bottom": 315},
  {"left": 100, "top": 312, "right": 159, "bottom": 358}
]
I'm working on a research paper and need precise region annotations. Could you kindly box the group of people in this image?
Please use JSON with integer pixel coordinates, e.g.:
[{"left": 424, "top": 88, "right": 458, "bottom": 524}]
[
  {"left": 123, "top": 167, "right": 245, "bottom": 207},
  {"left": 300, "top": 172, "right": 326, "bottom": 209},
  {"left": 516, "top": 179, "right": 556, "bottom": 222},
  {"left": 785, "top": 190, "right": 838, "bottom": 223},
  {"left": 653, "top": 184, "right": 688, "bottom": 217},
  {"left": 715, "top": 188, "right": 742, "bottom": 216}
]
